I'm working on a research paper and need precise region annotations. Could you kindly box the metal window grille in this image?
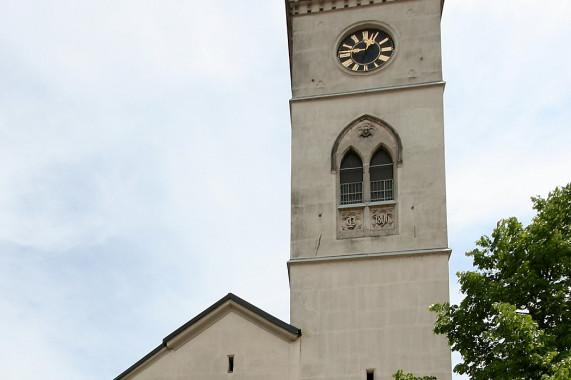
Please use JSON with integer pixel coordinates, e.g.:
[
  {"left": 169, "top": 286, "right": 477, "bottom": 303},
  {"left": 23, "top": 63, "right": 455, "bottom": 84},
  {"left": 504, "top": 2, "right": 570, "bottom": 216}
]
[
  {"left": 371, "top": 179, "right": 393, "bottom": 202},
  {"left": 340, "top": 182, "right": 363, "bottom": 205}
]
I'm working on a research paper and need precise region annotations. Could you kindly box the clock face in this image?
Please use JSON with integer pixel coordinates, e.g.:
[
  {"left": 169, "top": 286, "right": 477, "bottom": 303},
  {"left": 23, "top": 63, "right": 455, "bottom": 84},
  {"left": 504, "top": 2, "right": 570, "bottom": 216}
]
[{"left": 337, "top": 28, "right": 395, "bottom": 72}]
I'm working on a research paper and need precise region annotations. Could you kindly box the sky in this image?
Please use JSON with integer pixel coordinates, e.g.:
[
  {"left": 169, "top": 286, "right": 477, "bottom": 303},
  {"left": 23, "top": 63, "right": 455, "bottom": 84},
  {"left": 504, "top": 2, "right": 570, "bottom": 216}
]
[{"left": 0, "top": 1, "right": 569, "bottom": 379}]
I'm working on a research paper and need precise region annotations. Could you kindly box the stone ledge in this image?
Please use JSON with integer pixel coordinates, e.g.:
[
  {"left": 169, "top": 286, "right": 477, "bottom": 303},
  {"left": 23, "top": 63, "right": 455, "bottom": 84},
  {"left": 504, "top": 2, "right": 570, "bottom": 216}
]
[
  {"left": 286, "top": 0, "right": 444, "bottom": 16},
  {"left": 286, "top": 0, "right": 400, "bottom": 16},
  {"left": 288, "top": 247, "right": 452, "bottom": 266}
]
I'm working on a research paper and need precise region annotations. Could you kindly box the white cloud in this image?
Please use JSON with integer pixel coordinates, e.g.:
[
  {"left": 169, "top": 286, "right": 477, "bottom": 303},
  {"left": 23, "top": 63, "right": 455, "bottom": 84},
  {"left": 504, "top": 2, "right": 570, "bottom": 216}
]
[
  {"left": 0, "top": 1, "right": 569, "bottom": 379},
  {"left": 443, "top": 0, "right": 571, "bottom": 231}
]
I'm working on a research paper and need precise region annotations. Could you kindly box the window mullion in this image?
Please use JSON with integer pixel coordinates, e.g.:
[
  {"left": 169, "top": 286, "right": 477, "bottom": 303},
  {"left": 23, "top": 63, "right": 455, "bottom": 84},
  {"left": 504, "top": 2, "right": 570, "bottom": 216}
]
[{"left": 363, "top": 163, "right": 371, "bottom": 203}]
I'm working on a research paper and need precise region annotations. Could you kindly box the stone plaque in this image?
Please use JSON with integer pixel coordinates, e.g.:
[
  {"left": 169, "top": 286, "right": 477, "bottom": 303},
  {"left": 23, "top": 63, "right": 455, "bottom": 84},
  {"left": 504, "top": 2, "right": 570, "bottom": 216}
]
[
  {"left": 370, "top": 206, "right": 395, "bottom": 230},
  {"left": 339, "top": 209, "right": 363, "bottom": 231}
]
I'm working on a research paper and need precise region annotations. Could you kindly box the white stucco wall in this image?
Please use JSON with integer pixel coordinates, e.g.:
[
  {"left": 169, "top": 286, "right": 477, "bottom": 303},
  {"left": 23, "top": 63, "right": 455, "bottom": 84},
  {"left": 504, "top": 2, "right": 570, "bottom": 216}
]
[
  {"left": 124, "top": 311, "right": 300, "bottom": 380},
  {"left": 290, "top": 253, "right": 452, "bottom": 380}
]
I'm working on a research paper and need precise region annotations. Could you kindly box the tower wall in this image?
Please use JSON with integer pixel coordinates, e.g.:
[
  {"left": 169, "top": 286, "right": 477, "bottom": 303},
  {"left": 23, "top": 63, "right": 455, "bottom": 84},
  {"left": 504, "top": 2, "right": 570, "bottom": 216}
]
[
  {"left": 290, "top": 85, "right": 448, "bottom": 259},
  {"left": 288, "top": 0, "right": 443, "bottom": 98},
  {"left": 287, "top": 0, "right": 452, "bottom": 378},
  {"left": 289, "top": 253, "right": 451, "bottom": 380}
]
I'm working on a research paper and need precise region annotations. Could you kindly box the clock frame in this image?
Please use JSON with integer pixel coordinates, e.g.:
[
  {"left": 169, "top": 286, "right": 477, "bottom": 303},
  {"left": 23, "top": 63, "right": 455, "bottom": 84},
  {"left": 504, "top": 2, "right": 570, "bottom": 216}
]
[{"left": 337, "top": 28, "right": 395, "bottom": 72}]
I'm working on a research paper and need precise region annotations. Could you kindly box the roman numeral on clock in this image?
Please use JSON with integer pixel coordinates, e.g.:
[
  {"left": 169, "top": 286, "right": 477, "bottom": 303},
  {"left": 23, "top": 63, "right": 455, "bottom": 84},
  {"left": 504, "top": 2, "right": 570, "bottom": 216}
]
[
  {"left": 337, "top": 28, "right": 394, "bottom": 72},
  {"left": 342, "top": 59, "right": 354, "bottom": 68}
]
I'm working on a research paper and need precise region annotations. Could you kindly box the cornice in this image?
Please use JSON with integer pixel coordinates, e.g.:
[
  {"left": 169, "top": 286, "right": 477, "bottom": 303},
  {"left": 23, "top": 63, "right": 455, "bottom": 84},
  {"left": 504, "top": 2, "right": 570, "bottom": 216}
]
[
  {"left": 286, "top": 0, "right": 443, "bottom": 16},
  {"left": 290, "top": 80, "right": 446, "bottom": 103},
  {"left": 286, "top": 0, "right": 400, "bottom": 16},
  {"left": 288, "top": 247, "right": 452, "bottom": 266}
]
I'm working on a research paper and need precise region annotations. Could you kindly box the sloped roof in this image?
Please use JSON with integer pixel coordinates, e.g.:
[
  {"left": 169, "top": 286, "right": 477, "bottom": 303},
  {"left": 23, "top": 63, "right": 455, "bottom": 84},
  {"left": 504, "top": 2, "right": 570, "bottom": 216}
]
[{"left": 114, "top": 293, "right": 301, "bottom": 380}]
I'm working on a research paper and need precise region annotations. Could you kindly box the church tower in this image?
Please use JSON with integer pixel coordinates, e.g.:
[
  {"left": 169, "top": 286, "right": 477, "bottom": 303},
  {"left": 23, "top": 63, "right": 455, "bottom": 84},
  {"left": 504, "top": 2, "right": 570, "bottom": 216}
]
[
  {"left": 286, "top": 1, "right": 452, "bottom": 379},
  {"left": 113, "top": 2, "right": 453, "bottom": 379}
]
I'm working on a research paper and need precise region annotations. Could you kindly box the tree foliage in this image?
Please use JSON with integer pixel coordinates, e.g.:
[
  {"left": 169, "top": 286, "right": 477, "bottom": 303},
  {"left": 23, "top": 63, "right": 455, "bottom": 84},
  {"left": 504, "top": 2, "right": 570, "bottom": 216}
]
[
  {"left": 392, "top": 369, "right": 436, "bottom": 380},
  {"left": 431, "top": 183, "right": 571, "bottom": 379}
]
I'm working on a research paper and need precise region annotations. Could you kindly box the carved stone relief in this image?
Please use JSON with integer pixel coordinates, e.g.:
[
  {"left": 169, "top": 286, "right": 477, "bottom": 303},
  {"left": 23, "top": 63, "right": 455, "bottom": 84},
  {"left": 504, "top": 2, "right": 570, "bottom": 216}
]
[
  {"left": 370, "top": 206, "right": 395, "bottom": 230},
  {"left": 339, "top": 209, "right": 363, "bottom": 231},
  {"left": 357, "top": 123, "right": 375, "bottom": 139}
]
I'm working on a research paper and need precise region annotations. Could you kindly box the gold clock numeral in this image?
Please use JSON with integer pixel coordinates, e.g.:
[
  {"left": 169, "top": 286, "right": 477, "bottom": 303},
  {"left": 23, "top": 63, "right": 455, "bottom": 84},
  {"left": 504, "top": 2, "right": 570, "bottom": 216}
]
[
  {"left": 338, "top": 29, "right": 394, "bottom": 72},
  {"left": 342, "top": 59, "right": 354, "bottom": 68}
]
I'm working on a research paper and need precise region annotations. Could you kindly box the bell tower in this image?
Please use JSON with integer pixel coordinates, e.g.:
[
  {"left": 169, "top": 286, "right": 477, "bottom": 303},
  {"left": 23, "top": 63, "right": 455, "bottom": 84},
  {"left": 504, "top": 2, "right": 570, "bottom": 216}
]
[{"left": 286, "top": 0, "right": 452, "bottom": 379}]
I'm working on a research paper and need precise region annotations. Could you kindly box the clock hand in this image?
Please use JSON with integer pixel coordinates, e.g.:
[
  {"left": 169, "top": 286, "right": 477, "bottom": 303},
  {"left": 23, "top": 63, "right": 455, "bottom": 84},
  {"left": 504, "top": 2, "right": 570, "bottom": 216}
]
[{"left": 338, "top": 47, "right": 367, "bottom": 58}]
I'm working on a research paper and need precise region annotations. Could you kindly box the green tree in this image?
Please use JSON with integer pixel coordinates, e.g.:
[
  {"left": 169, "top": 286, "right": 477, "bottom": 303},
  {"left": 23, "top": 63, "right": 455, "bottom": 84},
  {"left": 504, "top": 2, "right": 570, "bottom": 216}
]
[
  {"left": 392, "top": 369, "right": 436, "bottom": 380},
  {"left": 431, "top": 183, "right": 571, "bottom": 379}
]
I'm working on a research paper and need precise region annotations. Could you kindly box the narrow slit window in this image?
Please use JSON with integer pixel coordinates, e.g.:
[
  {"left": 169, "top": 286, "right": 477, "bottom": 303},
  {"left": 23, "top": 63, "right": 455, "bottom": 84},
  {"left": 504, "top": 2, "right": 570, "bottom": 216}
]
[
  {"left": 366, "top": 369, "right": 375, "bottom": 380},
  {"left": 340, "top": 151, "right": 363, "bottom": 205},
  {"left": 228, "top": 355, "right": 234, "bottom": 373}
]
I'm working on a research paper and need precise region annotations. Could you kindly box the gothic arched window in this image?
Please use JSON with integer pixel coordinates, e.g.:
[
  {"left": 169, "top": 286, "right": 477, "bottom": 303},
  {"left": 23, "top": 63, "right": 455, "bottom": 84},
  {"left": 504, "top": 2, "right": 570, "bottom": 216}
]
[
  {"left": 332, "top": 116, "right": 401, "bottom": 238},
  {"left": 340, "top": 151, "right": 363, "bottom": 205},
  {"left": 370, "top": 148, "right": 393, "bottom": 202}
]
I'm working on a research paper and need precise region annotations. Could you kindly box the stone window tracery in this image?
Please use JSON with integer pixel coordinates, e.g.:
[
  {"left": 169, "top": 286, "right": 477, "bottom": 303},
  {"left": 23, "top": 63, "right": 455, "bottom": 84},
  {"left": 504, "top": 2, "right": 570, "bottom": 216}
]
[{"left": 331, "top": 115, "right": 401, "bottom": 238}]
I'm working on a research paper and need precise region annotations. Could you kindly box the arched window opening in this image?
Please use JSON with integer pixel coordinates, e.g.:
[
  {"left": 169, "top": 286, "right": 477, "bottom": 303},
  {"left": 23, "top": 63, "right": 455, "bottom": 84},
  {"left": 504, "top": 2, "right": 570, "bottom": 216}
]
[
  {"left": 340, "top": 151, "right": 363, "bottom": 205},
  {"left": 370, "top": 148, "right": 393, "bottom": 202},
  {"left": 333, "top": 116, "right": 400, "bottom": 238}
]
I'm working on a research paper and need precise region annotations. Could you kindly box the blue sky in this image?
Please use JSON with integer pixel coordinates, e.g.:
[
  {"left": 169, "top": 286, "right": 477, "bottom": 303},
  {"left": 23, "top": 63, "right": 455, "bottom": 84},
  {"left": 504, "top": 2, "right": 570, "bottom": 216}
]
[{"left": 0, "top": 1, "right": 569, "bottom": 379}]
